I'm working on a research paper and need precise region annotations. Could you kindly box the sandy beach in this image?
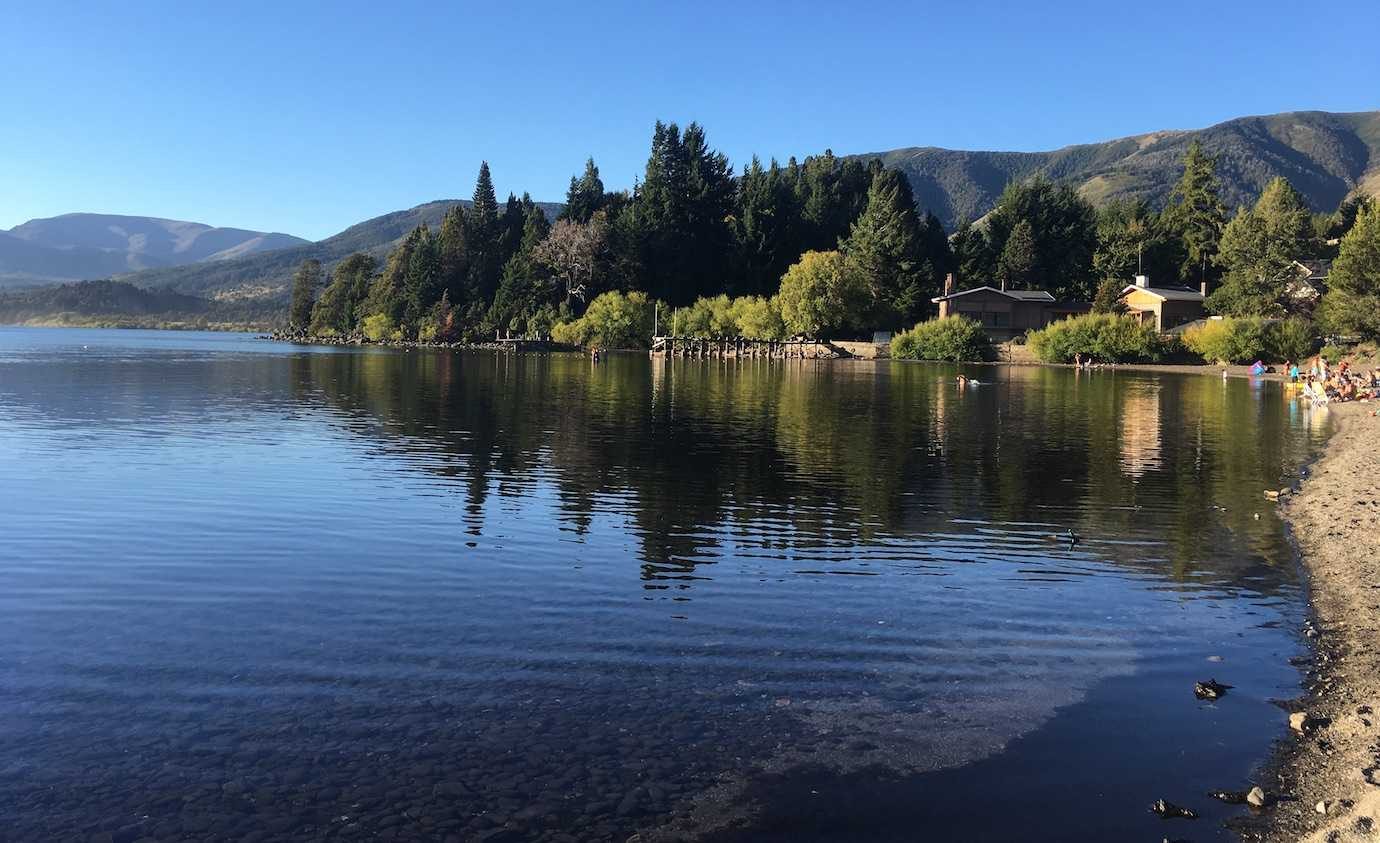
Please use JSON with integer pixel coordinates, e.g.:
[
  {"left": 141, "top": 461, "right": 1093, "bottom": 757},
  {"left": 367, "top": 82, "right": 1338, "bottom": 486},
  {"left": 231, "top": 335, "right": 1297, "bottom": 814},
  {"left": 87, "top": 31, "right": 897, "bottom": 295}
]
[{"left": 1250, "top": 402, "right": 1380, "bottom": 842}]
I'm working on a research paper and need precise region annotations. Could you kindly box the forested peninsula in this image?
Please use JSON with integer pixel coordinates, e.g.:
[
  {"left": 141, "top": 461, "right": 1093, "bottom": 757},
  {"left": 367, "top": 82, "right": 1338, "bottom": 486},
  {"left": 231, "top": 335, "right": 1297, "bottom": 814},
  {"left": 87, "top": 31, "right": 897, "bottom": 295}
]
[{"left": 284, "top": 120, "right": 1379, "bottom": 362}]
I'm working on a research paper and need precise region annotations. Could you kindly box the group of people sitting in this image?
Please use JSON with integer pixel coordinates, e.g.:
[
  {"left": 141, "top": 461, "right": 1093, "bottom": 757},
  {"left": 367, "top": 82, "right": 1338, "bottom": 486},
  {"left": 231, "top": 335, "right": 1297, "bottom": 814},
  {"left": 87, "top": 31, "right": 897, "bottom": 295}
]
[{"left": 1286, "top": 356, "right": 1380, "bottom": 405}]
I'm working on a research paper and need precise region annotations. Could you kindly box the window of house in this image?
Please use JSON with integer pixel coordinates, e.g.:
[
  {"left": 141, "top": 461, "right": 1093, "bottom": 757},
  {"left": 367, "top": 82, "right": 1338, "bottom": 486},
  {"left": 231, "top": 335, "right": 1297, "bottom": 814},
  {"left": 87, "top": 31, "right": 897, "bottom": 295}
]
[{"left": 993, "top": 312, "right": 1009, "bottom": 327}]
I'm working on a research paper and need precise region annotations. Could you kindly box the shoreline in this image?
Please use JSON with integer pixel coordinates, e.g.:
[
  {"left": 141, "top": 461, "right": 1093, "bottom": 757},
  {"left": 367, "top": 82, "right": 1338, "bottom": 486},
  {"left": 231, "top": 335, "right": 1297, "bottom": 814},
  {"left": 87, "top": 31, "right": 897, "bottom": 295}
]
[{"left": 1248, "top": 403, "right": 1380, "bottom": 842}]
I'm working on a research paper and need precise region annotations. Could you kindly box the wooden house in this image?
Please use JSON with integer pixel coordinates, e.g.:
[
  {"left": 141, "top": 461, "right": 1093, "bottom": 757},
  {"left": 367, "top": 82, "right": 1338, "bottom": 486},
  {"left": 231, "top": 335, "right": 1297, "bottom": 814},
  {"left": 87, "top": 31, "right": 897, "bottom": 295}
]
[{"left": 1119, "top": 276, "right": 1205, "bottom": 332}]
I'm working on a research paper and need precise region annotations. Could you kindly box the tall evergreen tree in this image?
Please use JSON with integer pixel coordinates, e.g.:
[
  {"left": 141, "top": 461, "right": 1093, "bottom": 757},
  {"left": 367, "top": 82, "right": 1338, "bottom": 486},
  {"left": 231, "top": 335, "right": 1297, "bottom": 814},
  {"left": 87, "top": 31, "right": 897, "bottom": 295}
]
[
  {"left": 561, "top": 158, "right": 606, "bottom": 224},
  {"left": 635, "top": 121, "right": 736, "bottom": 304},
  {"left": 842, "top": 168, "right": 930, "bottom": 328},
  {"left": 1164, "top": 140, "right": 1227, "bottom": 287},
  {"left": 289, "top": 259, "right": 321, "bottom": 330},
  {"left": 734, "top": 156, "right": 803, "bottom": 295},
  {"left": 950, "top": 219, "right": 993, "bottom": 285},
  {"left": 465, "top": 162, "right": 505, "bottom": 307},
  {"left": 983, "top": 176, "right": 1098, "bottom": 300},
  {"left": 402, "top": 225, "right": 441, "bottom": 332},
  {"left": 1210, "top": 177, "right": 1319, "bottom": 316},
  {"left": 998, "top": 220, "right": 1038, "bottom": 290},
  {"left": 437, "top": 206, "right": 470, "bottom": 308},
  {"left": 1319, "top": 202, "right": 1380, "bottom": 339}
]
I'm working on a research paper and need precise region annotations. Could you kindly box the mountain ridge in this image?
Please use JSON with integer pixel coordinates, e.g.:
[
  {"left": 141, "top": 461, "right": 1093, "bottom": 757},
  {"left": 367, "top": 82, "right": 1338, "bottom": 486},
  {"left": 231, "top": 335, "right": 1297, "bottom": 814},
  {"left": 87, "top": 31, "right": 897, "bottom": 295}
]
[
  {"left": 854, "top": 110, "right": 1379, "bottom": 228},
  {"left": 0, "top": 213, "right": 309, "bottom": 288}
]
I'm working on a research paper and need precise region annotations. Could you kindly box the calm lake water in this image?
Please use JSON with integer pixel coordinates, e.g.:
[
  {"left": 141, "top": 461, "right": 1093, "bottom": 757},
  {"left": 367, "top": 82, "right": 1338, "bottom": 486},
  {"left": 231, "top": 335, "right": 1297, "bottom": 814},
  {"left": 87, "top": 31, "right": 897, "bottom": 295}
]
[{"left": 0, "top": 327, "right": 1327, "bottom": 842}]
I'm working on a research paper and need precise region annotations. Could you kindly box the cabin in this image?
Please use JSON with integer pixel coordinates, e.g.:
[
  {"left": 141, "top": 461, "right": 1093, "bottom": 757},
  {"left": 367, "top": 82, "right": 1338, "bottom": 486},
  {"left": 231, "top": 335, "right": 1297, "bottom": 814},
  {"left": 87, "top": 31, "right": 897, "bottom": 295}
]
[
  {"left": 1119, "top": 276, "right": 1205, "bottom": 332},
  {"left": 930, "top": 275, "right": 1090, "bottom": 341},
  {"left": 1284, "top": 259, "right": 1331, "bottom": 314}
]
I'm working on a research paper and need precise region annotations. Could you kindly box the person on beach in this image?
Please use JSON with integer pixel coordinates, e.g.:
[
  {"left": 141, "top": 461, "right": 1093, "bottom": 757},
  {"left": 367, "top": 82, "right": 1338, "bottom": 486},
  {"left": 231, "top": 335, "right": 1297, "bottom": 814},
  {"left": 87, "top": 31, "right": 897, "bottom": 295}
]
[{"left": 1287, "top": 360, "right": 1300, "bottom": 383}]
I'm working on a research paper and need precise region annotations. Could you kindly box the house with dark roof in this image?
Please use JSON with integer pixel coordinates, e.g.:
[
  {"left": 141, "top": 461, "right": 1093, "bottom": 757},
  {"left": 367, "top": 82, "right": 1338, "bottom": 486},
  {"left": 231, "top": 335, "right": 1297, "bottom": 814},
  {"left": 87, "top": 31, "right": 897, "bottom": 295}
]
[
  {"left": 1118, "top": 276, "right": 1205, "bottom": 331},
  {"left": 930, "top": 275, "right": 1090, "bottom": 341}
]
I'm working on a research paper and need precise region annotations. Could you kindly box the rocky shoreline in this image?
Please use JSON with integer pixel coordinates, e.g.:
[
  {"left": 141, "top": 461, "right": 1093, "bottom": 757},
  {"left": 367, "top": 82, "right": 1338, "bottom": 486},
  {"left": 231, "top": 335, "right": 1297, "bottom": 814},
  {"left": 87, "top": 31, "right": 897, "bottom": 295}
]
[{"left": 1241, "top": 403, "right": 1380, "bottom": 842}]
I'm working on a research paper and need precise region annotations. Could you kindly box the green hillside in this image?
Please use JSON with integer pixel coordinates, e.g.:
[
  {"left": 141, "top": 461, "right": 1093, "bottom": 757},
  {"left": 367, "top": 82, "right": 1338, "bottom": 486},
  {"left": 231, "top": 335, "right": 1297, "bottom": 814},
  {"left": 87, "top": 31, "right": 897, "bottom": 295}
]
[{"left": 859, "top": 110, "right": 1380, "bottom": 229}]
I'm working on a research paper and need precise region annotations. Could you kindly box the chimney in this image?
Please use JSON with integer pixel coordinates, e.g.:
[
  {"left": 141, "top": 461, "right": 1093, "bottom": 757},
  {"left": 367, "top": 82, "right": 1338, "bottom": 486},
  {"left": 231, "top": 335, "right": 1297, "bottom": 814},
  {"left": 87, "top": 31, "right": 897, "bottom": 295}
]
[
  {"left": 1134, "top": 274, "right": 1150, "bottom": 288},
  {"left": 1200, "top": 280, "right": 1208, "bottom": 298}
]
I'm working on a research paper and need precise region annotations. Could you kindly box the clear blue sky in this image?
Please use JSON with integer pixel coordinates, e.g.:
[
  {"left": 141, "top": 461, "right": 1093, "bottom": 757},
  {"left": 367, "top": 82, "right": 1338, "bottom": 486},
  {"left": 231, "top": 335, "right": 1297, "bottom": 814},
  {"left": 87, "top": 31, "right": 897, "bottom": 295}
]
[{"left": 2, "top": 0, "right": 1376, "bottom": 240}]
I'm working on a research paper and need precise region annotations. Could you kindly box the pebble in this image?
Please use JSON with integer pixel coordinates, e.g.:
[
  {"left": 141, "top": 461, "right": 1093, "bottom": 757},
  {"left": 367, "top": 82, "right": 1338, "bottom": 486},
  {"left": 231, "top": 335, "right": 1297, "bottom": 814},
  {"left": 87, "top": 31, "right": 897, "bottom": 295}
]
[
  {"left": 1247, "top": 786, "right": 1267, "bottom": 808},
  {"left": 1316, "top": 799, "right": 1330, "bottom": 814}
]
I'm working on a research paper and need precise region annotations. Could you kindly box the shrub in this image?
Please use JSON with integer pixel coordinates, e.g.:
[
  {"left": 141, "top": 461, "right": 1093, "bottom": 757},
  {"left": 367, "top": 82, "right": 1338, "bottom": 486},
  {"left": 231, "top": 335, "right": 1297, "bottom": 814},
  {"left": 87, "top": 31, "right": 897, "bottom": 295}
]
[
  {"left": 550, "top": 290, "right": 654, "bottom": 349},
  {"left": 1027, "top": 313, "right": 1168, "bottom": 363},
  {"left": 1182, "top": 317, "right": 1317, "bottom": 363},
  {"left": 361, "top": 312, "right": 399, "bottom": 342},
  {"left": 730, "top": 295, "right": 786, "bottom": 340},
  {"left": 891, "top": 316, "right": 990, "bottom": 362},
  {"left": 1320, "top": 344, "right": 1345, "bottom": 364}
]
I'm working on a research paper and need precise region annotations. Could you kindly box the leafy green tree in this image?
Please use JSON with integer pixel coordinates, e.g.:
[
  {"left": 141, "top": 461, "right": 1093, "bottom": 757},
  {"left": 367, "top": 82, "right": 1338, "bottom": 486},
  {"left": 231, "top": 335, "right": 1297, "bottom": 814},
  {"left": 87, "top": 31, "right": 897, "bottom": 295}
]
[
  {"left": 842, "top": 168, "right": 934, "bottom": 328},
  {"left": 776, "top": 250, "right": 867, "bottom": 337},
  {"left": 1319, "top": 202, "right": 1380, "bottom": 339},
  {"left": 288, "top": 259, "right": 321, "bottom": 330},
  {"left": 729, "top": 295, "right": 785, "bottom": 339},
  {"left": 984, "top": 176, "right": 1097, "bottom": 300},
  {"left": 1163, "top": 140, "right": 1226, "bottom": 287},
  {"left": 997, "top": 220, "right": 1038, "bottom": 289}
]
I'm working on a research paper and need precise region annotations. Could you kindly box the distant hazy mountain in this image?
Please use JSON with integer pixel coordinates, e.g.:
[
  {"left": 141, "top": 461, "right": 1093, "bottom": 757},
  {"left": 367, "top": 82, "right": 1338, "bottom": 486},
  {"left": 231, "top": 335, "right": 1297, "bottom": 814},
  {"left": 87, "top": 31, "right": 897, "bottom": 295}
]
[
  {"left": 857, "top": 110, "right": 1380, "bottom": 229},
  {"left": 122, "top": 199, "right": 563, "bottom": 300},
  {"left": 0, "top": 213, "right": 307, "bottom": 287}
]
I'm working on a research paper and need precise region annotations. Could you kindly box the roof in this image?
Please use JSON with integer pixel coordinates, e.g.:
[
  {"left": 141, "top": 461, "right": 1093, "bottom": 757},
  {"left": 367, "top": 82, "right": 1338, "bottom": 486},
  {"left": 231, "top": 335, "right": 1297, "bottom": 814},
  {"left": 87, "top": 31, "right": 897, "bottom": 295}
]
[
  {"left": 1120, "top": 285, "right": 1205, "bottom": 302},
  {"left": 931, "top": 286, "right": 1056, "bottom": 303}
]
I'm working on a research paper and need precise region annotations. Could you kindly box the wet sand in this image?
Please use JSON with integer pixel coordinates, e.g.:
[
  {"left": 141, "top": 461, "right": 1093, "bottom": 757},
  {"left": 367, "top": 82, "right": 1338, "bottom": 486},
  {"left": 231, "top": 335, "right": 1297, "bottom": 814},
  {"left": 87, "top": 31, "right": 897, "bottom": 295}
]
[{"left": 1256, "top": 403, "right": 1380, "bottom": 842}]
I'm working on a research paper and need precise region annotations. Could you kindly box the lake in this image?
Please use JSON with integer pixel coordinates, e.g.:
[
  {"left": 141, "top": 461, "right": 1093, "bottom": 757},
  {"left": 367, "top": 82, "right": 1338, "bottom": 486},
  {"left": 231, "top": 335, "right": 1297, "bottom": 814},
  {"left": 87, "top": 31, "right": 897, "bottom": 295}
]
[{"left": 0, "top": 327, "right": 1326, "bottom": 842}]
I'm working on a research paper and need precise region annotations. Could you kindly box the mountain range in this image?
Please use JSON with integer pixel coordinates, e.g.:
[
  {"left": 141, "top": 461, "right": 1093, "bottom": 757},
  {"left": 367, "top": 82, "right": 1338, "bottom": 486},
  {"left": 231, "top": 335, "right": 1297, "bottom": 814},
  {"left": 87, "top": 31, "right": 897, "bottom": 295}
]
[
  {"left": 857, "top": 110, "right": 1379, "bottom": 230},
  {"left": 0, "top": 214, "right": 307, "bottom": 288},
  {"left": 1, "top": 108, "right": 1376, "bottom": 323}
]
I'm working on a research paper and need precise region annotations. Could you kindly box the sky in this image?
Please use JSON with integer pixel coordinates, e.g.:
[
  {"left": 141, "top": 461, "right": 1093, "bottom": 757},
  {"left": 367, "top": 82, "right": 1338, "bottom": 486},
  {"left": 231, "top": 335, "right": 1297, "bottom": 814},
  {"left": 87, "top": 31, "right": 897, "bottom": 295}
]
[{"left": 2, "top": 0, "right": 1376, "bottom": 241}]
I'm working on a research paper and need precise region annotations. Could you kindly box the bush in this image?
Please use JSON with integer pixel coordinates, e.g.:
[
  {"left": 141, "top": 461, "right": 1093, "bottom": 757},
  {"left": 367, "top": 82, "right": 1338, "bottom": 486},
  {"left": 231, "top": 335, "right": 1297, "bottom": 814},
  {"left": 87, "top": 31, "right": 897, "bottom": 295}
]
[
  {"left": 1182, "top": 317, "right": 1317, "bottom": 363},
  {"left": 730, "top": 295, "right": 785, "bottom": 340},
  {"left": 550, "top": 290, "right": 654, "bottom": 349},
  {"left": 891, "top": 316, "right": 990, "bottom": 362},
  {"left": 1320, "top": 344, "right": 1345, "bottom": 364},
  {"left": 361, "top": 312, "right": 399, "bottom": 342},
  {"left": 1027, "top": 313, "right": 1168, "bottom": 363}
]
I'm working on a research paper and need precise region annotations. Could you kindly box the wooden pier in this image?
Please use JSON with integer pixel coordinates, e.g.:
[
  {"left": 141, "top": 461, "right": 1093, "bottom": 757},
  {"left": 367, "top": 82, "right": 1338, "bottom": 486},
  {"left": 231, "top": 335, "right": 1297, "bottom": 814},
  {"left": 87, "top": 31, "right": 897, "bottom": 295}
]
[{"left": 649, "top": 336, "right": 849, "bottom": 359}]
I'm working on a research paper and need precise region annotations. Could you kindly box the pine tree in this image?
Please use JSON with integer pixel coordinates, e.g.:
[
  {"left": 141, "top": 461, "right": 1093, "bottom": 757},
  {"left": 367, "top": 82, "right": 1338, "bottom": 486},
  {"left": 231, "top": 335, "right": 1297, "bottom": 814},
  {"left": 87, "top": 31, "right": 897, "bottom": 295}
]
[
  {"left": 983, "top": 176, "right": 1098, "bottom": 300},
  {"left": 465, "top": 162, "right": 505, "bottom": 305},
  {"left": 842, "top": 168, "right": 929, "bottom": 328},
  {"left": 1319, "top": 202, "right": 1380, "bottom": 339},
  {"left": 998, "top": 220, "right": 1038, "bottom": 290},
  {"left": 950, "top": 220, "right": 993, "bottom": 285},
  {"left": 1210, "top": 177, "right": 1317, "bottom": 316},
  {"left": 289, "top": 259, "right": 321, "bottom": 331},
  {"left": 1165, "top": 140, "right": 1227, "bottom": 287},
  {"left": 437, "top": 205, "right": 470, "bottom": 308},
  {"left": 561, "top": 158, "right": 606, "bottom": 224},
  {"left": 402, "top": 225, "right": 441, "bottom": 333}
]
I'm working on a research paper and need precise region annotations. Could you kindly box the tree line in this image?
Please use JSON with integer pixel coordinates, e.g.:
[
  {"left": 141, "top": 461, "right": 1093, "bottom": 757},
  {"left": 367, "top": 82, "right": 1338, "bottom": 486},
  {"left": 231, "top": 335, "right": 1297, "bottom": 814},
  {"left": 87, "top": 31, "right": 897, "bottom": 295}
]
[{"left": 290, "top": 123, "right": 1380, "bottom": 345}]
